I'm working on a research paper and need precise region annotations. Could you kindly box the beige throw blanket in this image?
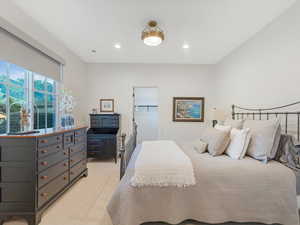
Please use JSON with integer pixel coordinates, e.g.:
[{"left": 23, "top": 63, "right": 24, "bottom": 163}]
[{"left": 131, "top": 140, "right": 196, "bottom": 187}]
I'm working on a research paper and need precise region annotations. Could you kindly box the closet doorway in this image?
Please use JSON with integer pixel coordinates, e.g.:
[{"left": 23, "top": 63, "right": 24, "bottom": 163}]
[{"left": 133, "top": 87, "right": 159, "bottom": 144}]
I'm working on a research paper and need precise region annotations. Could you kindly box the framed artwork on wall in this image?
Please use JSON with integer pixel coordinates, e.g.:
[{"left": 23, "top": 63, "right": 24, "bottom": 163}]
[
  {"left": 100, "top": 99, "right": 114, "bottom": 112},
  {"left": 173, "top": 97, "right": 205, "bottom": 122}
]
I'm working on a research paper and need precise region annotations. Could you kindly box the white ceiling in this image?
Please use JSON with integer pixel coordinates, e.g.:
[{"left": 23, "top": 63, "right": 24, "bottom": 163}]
[{"left": 11, "top": 0, "right": 296, "bottom": 64}]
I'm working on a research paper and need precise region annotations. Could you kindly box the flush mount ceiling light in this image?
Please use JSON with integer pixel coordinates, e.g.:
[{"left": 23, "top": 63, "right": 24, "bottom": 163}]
[
  {"left": 142, "top": 20, "right": 164, "bottom": 47},
  {"left": 182, "top": 44, "right": 190, "bottom": 49},
  {"left": 114, "top": 43, "right": 121, "bottom": 49}
]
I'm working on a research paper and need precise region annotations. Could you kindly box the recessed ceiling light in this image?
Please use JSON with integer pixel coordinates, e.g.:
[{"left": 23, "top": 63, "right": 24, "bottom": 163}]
[
  {"left": 182, "top": 44, "right": 190, "bottom": 49},
  {"left": 114, "top": 43, "right": 121, "bottom": 49},
  {"left": 91, "top": 49, "right": 97, "bottom": 53}
]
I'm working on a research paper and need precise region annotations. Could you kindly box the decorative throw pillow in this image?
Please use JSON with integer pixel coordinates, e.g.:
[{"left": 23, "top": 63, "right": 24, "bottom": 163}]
[
  {"left": 200, "top": 128, "right": 230, "bottom": 156},
  {"left": 192, "top": 139, "right": 208, "bottom": 154},
  {"left": 243, "top": 119, "right": 281, "bottom": 162},
  {"left": 224, "top": 118, "right": 244, "bottom": 129},
  {"left": 225, "top": 128, "right": 251, "bottom": 160},
  {"left": 215, "top": 124, "right": 232, "bottom": 132}
]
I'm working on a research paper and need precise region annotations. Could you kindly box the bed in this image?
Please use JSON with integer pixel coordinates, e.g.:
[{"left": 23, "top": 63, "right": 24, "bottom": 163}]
[{"left": 107, "top": 103, "right": 300, "bottom": 225}]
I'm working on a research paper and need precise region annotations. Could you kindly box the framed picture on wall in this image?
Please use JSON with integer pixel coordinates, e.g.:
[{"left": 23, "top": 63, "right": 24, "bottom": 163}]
[
  {"left": 173, "top": 97, "right": 205, "bottom": 122},
  {"left": 100, "top": 99, "right": 114, "bottom": 112}
]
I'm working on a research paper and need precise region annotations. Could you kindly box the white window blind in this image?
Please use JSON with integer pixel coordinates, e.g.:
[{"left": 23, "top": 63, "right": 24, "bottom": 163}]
[{"left": 0, "top": 18, "right": 65, "bottom": 81}]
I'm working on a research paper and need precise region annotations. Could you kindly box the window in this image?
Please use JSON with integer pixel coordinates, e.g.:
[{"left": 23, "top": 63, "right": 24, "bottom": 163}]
[{"left": 0, "top": 60, "right": 59, "bottom": 134}]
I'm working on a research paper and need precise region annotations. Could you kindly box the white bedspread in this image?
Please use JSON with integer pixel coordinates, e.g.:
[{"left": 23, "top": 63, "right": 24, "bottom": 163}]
[{"left": 131, "top": 140, "right": 196, "bottom": 187}]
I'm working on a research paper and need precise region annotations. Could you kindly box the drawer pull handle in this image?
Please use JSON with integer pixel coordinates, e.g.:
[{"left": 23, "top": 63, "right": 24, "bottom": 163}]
[
  {"left": 64, "top": 152, "right": 67, "bottom": 156},
  {"left": 70, "top": 149, "right": 74, "bottom": 153},
  {"left": 63, "top": 163, "right": 68, "bottom": 167},
  {"left": 41, "top": 175, "right": 48, "bottom": 180},
  {"left": 41, "top": 150, "right": 48, "bottom": 154},
  {"left": 41, "top": 193, "right": 48, "bottom": 198},
  {"left": 63, "top": 176, "right": 68, "bottom": 180},
  {"left": 41, "top": 139, "right": 48, "bottom": 144},
  {"left": 41, "top": 161, "right": 48, "bottom": 166},
  {"left": 56, "top": 145, "right": 60, "bottom": 149},
  {"left": 70, "top": 160, "right": 74, "bottom": 163}
]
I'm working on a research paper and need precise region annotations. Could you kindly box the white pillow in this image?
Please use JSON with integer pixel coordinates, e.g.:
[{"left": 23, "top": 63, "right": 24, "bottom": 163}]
[
  {"left": 192, "top": 139, "right": 208, "bottom": 154},
  {"left": 243, "top": 119, "right": 281, "bottom": 162},
  {"left": 224, "top": 118, "right": 244, "bottom": 129},
  {"left": 200, "top": 128, "right": 231, "bottom": 156},
  {"left": 215, "top": 124, "right": 232, "bottom": 132},
  {"left": 226, "top": 128, "right": 251, "bottom": 160}
]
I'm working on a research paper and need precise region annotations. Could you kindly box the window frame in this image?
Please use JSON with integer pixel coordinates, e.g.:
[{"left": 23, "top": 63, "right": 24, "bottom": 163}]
[{"left": 0, "top": 61, "right": 60, "bottom": 133}]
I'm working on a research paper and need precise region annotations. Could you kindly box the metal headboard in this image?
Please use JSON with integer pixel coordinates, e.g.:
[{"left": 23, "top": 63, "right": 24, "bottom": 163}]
[{"left": 232, "top": 101, "right": 300, "bottom": 142}]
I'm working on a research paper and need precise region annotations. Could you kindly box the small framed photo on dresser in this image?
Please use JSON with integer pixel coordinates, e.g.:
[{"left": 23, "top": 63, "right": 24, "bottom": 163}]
[{"left": 100, "top": 99, "right": 114, "bottom": 112}]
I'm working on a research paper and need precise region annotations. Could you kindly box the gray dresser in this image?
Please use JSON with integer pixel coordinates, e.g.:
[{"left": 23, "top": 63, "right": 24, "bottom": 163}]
[{"left": 0, "top": 127, "right": 88, "bottom": 225}]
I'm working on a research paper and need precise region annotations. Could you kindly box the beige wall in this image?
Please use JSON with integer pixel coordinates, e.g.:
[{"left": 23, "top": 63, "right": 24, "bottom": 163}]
[
  {"left": 216, "top": 1, "right": 300, "bottom": 115},
  {"left": 0, "top": 1, "right": 88, "bottom": 126},
  {"left": 86, "top": 63, "right": 217, "bottom": 142}
]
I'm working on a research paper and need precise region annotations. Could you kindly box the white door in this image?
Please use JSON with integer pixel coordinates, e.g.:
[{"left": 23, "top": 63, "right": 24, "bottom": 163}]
[{"left": 133, "top": 87, "right": 159, "bottom": 144}]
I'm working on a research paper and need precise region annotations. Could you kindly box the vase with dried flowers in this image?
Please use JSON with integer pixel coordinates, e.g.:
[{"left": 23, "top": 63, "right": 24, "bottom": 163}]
[
  {"left": 20, "top": 107, "right": 30, "bottom": 132},
  {"left": 59, "top": 87, "right": 76, "bottom": 128}
]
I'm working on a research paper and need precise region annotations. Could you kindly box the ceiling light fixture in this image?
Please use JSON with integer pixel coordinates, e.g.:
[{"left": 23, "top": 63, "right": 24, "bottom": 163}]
[
  {"left": 142, "top": 20, "right": 164, "bottom": 47},
  {"left": 91, "top": 49, "right": 97, "bottom": 53},
  {"left": 114, "top": 43, "right": 121, "bottom": 49},
  {"left": 182, "top": 44, "right": 190, "bottom": 49}
]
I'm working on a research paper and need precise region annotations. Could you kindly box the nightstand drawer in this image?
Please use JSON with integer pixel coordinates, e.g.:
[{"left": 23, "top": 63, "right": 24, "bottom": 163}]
[{"left": 38, "top": 159, "right": 69, "bottom": 188}]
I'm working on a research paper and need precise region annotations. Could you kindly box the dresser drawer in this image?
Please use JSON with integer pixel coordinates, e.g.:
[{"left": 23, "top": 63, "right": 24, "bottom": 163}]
[
  {"left": 38, "top": 159, "right": 69, "bottom": 188},
  {"left": 38, "top": 134, "right": 63, "bottom": 148},
  {"left": 64, "top": 132, "right": 74, "bottom": 146},
  {"left": 75, "top": 129, "right": 86, "bottom": 137},
  {"left": 38, "top": 171, "right": 69, "bottom": 208},
  {"left": 38, "top": 150, "right": 68, "bottom": 172},
  {"left": 38, "top": 143, "right": 63, "bottom": 159},
  {"left": 1, "top": 163, "right": 33, "bottom": 182},
  {"left": 70, "top": 160, "right": 86, "bottom": 181},
  {"left": 75, "top": 135, "right": 85, "bottom": 144},
  {"left": 0, "top": 183, "right": 34, "bottom": 202},
  {"left": 70, "top": 143, "right": 86, "bottom": 156},
  {"left": 0, "top": 140, "right": 35, "bottom": 162},
  {"left": 70, "top": 151, "right": 86, "bottom": 167}
]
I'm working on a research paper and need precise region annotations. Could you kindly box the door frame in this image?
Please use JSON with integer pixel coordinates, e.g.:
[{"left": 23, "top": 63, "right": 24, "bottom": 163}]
[{"left": 132, "top": 86, "right": 159, "bottom": 142}]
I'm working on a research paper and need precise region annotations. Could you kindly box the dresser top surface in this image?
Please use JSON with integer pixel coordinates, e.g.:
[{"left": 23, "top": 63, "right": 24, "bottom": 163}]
[
  {"left": 89, "top": 113, "right": 120, "bottom": 116},
  {"left": 0, "top": 126, "right": 87, "bottom": 139}
]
